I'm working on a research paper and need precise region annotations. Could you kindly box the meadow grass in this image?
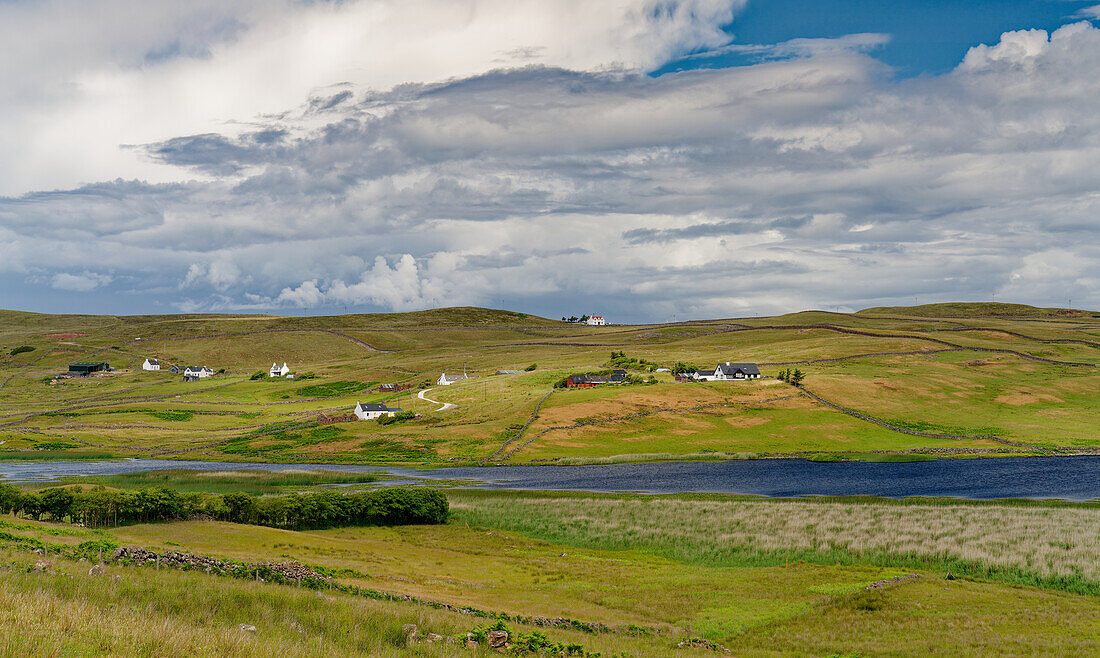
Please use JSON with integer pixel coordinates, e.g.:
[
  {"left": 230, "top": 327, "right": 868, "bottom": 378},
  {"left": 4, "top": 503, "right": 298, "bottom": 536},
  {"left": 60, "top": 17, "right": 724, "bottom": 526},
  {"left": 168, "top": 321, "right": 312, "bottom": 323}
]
[
  {"left": 448, "top": 492, "right": 1100, "bottom": 594},
  {"left": 0, "top": 546, "right": 668, "bottom": 657}
]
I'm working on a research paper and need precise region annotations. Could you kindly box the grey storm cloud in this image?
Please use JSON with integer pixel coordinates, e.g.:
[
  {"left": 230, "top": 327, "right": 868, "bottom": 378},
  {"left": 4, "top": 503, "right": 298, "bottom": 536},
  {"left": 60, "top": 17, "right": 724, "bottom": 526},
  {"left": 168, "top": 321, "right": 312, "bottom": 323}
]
[{"left": 2, "top": 20, "right": 1100, "bottom": 320}]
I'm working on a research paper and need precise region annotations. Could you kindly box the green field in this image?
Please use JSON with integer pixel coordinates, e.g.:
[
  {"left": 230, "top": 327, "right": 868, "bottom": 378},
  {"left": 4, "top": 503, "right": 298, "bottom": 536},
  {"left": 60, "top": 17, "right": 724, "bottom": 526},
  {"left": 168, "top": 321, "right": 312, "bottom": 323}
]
[
  {"left": 1, "top": 489, "right": 1098, "bottom": 655},
  {"left": 0, "top": 302, "right": 1096, "bottom": 464}
]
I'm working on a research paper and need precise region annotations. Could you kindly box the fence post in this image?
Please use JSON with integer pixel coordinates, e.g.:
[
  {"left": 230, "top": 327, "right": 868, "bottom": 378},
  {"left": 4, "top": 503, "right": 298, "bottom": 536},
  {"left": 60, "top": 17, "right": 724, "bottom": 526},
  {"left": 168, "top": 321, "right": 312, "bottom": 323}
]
[{"left": 156, "top": 555, "right": 160, "bottom": 571}]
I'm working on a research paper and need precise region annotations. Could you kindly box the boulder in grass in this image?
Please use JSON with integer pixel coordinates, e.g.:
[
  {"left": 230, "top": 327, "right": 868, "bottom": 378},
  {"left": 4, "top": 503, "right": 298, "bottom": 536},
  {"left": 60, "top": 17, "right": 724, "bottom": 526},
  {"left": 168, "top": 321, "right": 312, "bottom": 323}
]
[
  {"left": 88, "top": 564, "right": 105, "bottom": 576},
  {"left": 238, "top": 624, "right": 257, "bottom": 633},
  {"left": 34, "top": 560, "right": 50, "bottom": 572},
  {"left": 488, "top": 630, "right": 508, "bottom": 648}
]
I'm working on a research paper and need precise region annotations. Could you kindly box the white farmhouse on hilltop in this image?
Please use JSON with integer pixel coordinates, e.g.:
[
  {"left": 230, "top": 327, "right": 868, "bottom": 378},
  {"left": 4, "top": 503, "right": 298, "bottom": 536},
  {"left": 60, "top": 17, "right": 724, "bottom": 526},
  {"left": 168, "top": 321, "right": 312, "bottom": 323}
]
[
  {"left": 141, "top": 358, "right": 160, "bottom": 371},
  {"left": 353, "top": 401, "right": 403, "bottom": 420},
  {"left": 437, "top": 372, "right": 468, "bottom": 385},
  {"left": 586, "top": 315, "right": 606, "bottom": 326},
  {"left": 269, "top": 362, "right": 290, "bottom": 377}
]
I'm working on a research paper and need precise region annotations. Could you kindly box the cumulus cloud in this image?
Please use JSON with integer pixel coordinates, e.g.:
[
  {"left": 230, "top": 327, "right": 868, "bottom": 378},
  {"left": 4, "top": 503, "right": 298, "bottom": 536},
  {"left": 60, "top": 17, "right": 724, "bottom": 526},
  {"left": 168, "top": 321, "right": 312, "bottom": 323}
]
[
  {"left": 51, "top": 271, "right": 113, "bottom": 292},
  {"left": 0, "top": 0, "right": 745, "bottom": 196},
  {"left": 2, "top": 15, "right": 1100, "bottom": 319}
]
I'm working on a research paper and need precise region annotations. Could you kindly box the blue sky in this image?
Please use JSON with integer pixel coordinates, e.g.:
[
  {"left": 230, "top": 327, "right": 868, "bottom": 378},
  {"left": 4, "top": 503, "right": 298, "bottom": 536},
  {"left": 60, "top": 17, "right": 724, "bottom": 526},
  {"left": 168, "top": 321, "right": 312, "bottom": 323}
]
[
  {"left": 659, "top": 0, "right": 1099, "bottom": 76},
  {"left": 0, "top": 0, "right": 1098, "bottom": 321}
]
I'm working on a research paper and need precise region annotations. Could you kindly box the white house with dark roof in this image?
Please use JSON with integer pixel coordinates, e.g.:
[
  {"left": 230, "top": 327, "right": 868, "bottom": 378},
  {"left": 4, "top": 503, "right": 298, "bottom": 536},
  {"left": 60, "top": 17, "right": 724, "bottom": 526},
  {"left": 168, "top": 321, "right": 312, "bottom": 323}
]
[
  {"left": 696, "top": 362, "right": 761, "bottom": 381},
  {"left": 182, "top": 366, "right": 214, "bottom": 381},
  {"left": 353, "top": 401, "right": 403, "bottom": 420},
  {"left": 141, "top": 358, "right": 160, "bottom": 371},
  {"left": 437, "top": 372, "right": 468, "bottom": 385},
  {"left": 269, "top": 362, "right": 290, "bottom": 377}
]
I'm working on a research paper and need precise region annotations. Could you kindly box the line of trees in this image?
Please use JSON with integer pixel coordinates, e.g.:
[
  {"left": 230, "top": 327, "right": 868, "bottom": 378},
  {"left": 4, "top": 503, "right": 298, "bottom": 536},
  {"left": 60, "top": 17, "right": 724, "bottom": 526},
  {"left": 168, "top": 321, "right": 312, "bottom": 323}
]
[
  {"left": 777, "top": 368, "right": 805, "bottom": 385},
  {"left": 0, "top": 483, "right": 448, "bottom": 530}
]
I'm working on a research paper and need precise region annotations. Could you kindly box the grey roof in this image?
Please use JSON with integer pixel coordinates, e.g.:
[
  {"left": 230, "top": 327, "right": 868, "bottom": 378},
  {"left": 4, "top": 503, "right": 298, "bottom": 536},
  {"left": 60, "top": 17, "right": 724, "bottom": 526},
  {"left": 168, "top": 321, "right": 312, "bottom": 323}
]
[
  {"left": 145, "top": 358, "right": 158, "bottom": 364},
  {"left": 441, "top": 373, "right": 468, "bottom": 381},
  {"left": 496, "top": 369, "right": 522, "bottom": 374},
  {"left": 358, "top": 402, "right": 391, "bottom": 412},
  {"left": 716, "top": 362, "right": 760, "bottom": 376},
  {"left": 611, "top": 369, "right": 627, "bottom": 376}
]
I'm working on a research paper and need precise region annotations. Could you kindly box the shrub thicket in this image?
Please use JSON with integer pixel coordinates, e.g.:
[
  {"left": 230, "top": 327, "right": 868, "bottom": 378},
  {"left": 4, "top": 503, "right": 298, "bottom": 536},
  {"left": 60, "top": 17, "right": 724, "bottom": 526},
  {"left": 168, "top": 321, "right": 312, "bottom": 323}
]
[
  {"left": 0, "top": 482, "right": 448, "bottom": 530},
  {"left": 9, "top": 345, "right": 35, "bottom": 356}
]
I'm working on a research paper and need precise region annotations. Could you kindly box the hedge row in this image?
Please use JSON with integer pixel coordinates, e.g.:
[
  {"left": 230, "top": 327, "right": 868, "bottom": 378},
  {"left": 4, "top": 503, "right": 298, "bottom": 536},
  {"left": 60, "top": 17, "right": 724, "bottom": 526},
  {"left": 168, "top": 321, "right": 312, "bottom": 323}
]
[{"left": 0, "top": 483, "right": 448, "bottom": 530}]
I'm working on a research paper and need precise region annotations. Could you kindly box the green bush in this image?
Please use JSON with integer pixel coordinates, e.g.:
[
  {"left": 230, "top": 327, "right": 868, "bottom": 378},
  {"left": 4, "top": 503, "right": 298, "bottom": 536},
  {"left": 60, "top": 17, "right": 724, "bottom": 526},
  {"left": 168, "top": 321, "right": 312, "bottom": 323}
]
[
  {"left": 524, "top": 363, "right": 537, "bottom": 371},
  {"left": 9, "top": 345, "right": 35, "bottom": 356},
  {"left": 249, "top": 371, "right": 267, "bottom": 380},
  {"left": 376, "top": 410, "right": 415, "bottom": 426}
]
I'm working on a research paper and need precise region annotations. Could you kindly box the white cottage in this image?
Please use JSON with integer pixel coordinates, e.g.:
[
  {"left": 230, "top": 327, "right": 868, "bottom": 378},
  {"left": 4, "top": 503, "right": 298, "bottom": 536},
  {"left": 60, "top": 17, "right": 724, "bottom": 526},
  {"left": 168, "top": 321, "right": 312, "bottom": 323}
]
[
  {"left": 586, "top": 315, "right": 606, "bottom": 326},
  {"left": 437, "top": 372, "right": 468, "bottom": 386},
  {"left": 269, "top": 362, "right": 290, "bottom": 377},
  {"left": 696, "top": 362, "right": 761, "bottom": 381},
  {"left": 141, "top": 358, "right": 160, "bottom": 371},
  {"left": 182, "top": 366, "right": 214, "bottom": 381},
  {"left": 353, "top": 402, "right": 402, "bottom": 420}
]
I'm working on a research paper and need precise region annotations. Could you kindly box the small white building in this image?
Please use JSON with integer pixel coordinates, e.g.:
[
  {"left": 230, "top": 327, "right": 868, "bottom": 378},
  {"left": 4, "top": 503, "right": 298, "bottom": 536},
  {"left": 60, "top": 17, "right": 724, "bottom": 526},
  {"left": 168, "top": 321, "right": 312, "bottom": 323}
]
[
  {"left": 353, "top": 401, "right": 403, "bottom": 420},
  {"left": 141, "top": 358, "right": 160, "bottom": 371},
  {"left": 437, "top": 372, "right": 468, "bottom": 386},
  {"left": 586, "top": 315, "right": 606, "bottom": 326},
  {"left": 183, "top": 366, "right": 214, "bottom": 381},
  {"left": 269, "top": 362, "right": 290, "bottom": 377}
]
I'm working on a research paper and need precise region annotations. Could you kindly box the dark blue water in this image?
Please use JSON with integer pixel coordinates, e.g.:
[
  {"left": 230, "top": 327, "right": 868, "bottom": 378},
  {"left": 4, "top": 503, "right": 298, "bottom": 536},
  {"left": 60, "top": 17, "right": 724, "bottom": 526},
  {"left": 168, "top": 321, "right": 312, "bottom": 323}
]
[{"left": 1, "top": 456, "right": 1098, "bottom": 501}]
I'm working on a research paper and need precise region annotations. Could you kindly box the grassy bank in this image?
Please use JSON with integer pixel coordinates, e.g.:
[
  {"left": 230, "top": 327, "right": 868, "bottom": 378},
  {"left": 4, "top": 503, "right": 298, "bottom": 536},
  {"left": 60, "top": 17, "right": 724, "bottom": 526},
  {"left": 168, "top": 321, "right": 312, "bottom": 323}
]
[{"left": 448, "top": 491, "right": 1100, "bottom": 595}]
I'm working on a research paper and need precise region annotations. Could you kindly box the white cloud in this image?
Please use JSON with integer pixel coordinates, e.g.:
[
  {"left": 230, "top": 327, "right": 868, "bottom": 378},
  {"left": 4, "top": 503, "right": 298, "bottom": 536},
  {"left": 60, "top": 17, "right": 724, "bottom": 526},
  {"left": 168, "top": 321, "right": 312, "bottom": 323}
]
[
  {"left": 3, "top": 20, "right": 1100, "bottom": 319},
  {"left": 0, "top": 0, "right": 745, "bottom": 196},
  {"left": 50, "top": 271, "right": 113, "bottom": 291}
]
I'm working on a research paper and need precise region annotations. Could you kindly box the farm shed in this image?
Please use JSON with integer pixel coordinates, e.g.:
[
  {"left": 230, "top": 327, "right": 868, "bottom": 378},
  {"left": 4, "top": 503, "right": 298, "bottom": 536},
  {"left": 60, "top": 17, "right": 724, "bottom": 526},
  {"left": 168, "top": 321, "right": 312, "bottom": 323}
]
[{"left": 68, "top": 362, "right": 109, "bottom": 375}]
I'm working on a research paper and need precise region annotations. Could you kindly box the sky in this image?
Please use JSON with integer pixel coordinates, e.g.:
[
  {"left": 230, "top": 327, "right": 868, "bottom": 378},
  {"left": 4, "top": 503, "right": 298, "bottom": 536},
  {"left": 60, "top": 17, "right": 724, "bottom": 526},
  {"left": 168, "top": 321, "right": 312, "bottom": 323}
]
[{"left": 1, "top": 0, "right": 1099, "bottom": 322}]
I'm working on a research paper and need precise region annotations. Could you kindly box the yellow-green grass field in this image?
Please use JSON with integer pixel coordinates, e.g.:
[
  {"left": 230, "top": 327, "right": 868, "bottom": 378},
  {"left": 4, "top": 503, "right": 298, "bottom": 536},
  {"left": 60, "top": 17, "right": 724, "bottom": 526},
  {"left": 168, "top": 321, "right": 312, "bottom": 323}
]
[
  {"left": 1, "top": 489, "right": 1099, "bottom": 655},
  {"left": 1, "top": 302, "right": 1097, "bottom": 465}
]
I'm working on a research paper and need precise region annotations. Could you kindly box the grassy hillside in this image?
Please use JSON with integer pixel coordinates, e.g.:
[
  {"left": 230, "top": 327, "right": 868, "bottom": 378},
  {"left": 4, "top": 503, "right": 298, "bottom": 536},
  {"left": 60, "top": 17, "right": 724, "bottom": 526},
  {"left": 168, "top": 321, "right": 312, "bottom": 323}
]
[
  {"left": 858, "top": 301, "right": 1096, "bottom": 318},
  {"left": 0, "top": 303, "right": 1097, "bottom": 464},
  {"left": 1, "top": 490, "right": 1098, "bottom": 655}
]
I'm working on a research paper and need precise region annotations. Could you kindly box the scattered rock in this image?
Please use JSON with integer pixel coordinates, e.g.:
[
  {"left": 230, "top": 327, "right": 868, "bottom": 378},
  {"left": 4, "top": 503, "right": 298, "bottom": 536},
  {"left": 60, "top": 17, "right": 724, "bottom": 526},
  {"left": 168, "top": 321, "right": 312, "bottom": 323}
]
[
  {"left": 676, "top": 638, "right": 732, "bottom": 653},
  {"left": 238, "top": 624, "right": 257, "bottom": 633},
  {"left": 488, "top": 630, "right": 508, "bottom": 648},
  {"left": 34, "top": 560, "right": 50, "bottom": 572},
  {"left": 88, "top": 564, "right": 105, "bottom": 576},
  {"left": 465, "top": 640, "right": 479, "bottom": 649},
  {"left": 426, "top": 633, "right": 443, "bottom": 643}
]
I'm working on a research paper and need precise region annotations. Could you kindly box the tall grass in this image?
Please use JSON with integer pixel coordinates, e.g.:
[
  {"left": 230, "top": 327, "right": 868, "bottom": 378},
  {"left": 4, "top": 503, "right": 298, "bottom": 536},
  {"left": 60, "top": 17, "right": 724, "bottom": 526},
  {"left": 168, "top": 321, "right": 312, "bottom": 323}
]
[
  {"left": 449, "top": 493, "right": 1100, "bottom": 595},
  {"left": 0, "top": 547, "right": 659, "bottom": 657}
]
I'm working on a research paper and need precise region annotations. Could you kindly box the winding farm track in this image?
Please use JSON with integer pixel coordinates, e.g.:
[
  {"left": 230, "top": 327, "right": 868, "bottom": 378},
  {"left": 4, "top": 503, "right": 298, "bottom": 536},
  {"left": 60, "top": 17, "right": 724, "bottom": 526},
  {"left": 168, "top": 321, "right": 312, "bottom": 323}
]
[{"left": 417, "top": 388, "right": 456, "bottom": 412}]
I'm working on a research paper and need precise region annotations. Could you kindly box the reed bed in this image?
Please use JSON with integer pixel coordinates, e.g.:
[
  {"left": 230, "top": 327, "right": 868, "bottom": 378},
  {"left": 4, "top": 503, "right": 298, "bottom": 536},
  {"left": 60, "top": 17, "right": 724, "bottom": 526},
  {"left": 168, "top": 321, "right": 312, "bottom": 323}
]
[{"left": 450, "top": 494, "right": 1100, "bottom": 593}]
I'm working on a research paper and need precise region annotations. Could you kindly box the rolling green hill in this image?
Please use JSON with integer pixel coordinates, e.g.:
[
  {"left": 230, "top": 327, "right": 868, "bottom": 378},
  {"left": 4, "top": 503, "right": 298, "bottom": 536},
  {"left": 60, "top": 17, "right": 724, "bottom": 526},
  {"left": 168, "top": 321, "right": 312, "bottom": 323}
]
[{"left": 0, "top": 303, "right": 1096, "bottom": 465}]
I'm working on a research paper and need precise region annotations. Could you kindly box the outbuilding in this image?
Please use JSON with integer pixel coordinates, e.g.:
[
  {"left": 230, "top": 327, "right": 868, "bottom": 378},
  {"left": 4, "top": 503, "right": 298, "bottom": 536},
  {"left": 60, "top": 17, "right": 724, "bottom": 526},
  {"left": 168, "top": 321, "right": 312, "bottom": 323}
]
[{"left": 68, "top": 362, "right": 109, "bottom": 375}]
